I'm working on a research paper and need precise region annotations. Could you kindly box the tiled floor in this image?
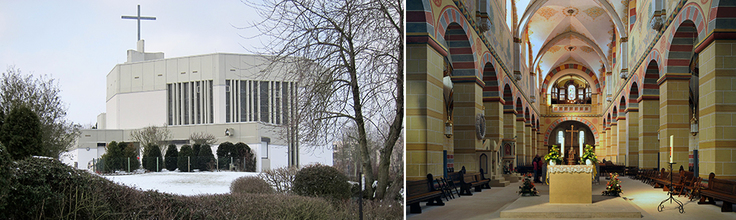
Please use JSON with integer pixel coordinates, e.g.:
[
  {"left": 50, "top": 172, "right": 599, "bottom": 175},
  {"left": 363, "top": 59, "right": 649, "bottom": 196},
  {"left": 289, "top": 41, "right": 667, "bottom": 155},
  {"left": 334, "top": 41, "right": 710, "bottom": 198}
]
[{"left": 407, "top": 176, "right": 736, "bottom": 219}]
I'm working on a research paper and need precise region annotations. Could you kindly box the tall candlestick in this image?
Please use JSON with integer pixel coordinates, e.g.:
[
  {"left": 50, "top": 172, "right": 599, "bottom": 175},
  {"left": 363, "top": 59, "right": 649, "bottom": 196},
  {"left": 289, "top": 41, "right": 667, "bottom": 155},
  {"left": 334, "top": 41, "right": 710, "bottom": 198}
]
[{"left": 670, "top": 135, "right": 674, "bottom": 163}]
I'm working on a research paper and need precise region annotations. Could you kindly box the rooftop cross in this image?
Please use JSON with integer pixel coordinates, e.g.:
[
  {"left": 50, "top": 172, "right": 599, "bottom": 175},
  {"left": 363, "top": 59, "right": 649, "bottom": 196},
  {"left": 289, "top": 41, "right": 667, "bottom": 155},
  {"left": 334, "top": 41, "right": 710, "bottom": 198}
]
[{"left": 121, "top": 5, "right": 156, "bottom": 41}]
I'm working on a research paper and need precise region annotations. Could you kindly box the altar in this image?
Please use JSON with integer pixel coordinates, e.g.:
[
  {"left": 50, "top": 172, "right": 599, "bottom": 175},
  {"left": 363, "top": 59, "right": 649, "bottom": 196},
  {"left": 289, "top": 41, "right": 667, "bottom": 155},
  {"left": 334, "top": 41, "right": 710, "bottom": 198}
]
[{"left": 548, "top": 165, "right": 593, "bottom": 204}]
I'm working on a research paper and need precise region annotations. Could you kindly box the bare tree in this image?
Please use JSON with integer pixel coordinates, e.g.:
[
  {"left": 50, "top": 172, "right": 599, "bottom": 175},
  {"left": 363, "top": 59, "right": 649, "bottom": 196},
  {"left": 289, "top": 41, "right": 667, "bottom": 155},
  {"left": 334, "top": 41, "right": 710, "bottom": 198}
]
[
  {"left": 189, "top": 132, "right": 218, "bottom": 145},
  {"left": 0, "top": 66, "right": 80, "bottom": 158},
  {"left": 130, "top": 125, "right": 171, "bottom": 155},
  {"left": 245, "top": 0, "right": 403, "bottom": 200}
]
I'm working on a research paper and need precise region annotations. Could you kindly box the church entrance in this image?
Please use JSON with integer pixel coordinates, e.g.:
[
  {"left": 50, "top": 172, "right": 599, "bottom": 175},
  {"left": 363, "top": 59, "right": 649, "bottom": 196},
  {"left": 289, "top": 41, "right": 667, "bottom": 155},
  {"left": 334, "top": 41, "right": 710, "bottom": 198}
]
[{"left": 547, "top": 121, "right": 595, "bottom": 165}]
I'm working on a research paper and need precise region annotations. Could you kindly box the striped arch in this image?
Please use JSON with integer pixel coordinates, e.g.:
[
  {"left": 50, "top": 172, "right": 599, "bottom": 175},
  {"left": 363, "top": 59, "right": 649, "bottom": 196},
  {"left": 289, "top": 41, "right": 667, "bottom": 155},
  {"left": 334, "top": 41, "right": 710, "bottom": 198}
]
[
  {"left": 618, "top": 96, "right": 627, "bottom": 118},
  {"left": 437, "top": 7, "right": 479, "bottom": 81},
  {"left": 640, "top": 51, "right": 662, "bottom": 100},
  {"left": 665, "top": 3, "right": 705, "bottom": 74},
  {"left": 669, "top": 3, "right": 706, "bottom": 42},
  {"left": 481, "top": 52, "right": 501, "bottom": 101},
  {"left": 406, "top": 0, "right": 435, "bottom": 35},
  {"left": 544, "top": 117, "right": 599, "bottom": 145},
  {"left": 502, "top": 83, "right": 515, "bottom": 108},
  {"left": 541, "top": 63, "right": 602, "bottom": 95},
  {"left": 708, "top": 0, "right": 736, "bottom": 33},
  {"left": 628, "top": 75, "right": 640, "bottom": 110}
]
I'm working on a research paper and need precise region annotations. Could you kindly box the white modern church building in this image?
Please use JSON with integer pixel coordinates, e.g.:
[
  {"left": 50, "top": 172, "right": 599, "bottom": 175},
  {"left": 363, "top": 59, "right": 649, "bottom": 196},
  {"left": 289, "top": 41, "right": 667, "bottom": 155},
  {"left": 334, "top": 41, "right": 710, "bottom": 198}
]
[{"left": 63, "top": 40, "right": 331, "bottom": 171}]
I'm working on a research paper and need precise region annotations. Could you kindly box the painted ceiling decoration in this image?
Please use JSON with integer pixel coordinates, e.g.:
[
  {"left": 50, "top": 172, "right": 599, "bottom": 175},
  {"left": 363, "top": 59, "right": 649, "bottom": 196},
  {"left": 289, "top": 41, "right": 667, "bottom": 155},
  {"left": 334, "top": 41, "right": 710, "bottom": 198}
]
[{"left": 514, "top": 0, "right": 626, "bottom": 93}]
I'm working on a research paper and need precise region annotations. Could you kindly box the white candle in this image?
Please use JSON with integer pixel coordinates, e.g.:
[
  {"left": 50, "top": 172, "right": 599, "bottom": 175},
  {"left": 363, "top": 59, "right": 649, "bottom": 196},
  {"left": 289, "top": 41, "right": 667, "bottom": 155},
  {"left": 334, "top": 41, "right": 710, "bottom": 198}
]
[{"left": 670, "top": 135, "right": 674, "bottom": 163}]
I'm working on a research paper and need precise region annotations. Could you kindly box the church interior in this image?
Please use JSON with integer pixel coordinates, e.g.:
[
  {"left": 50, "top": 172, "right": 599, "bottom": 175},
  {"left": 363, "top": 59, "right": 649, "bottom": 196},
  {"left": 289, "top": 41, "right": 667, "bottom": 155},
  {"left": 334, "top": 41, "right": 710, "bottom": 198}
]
[
  {"left": 408, "top": 0, "right": 736, "bottom": 182},
  {"left": 407, "top": 0, "right": 736, "bottom": 217}
]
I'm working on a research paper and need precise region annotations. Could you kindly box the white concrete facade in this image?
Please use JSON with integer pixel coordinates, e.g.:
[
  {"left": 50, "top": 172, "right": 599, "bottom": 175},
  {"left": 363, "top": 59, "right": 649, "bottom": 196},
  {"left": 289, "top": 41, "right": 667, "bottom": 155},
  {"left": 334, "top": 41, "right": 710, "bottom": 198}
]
[{"left": 62, "top": 48, "right": 332, "bottom": 171}]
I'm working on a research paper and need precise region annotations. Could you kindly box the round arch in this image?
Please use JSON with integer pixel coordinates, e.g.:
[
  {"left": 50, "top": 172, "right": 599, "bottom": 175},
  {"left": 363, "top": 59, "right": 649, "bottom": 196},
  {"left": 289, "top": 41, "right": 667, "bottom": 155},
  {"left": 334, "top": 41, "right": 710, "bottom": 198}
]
[
  {"left": 542, "top": 63, "right": 602, "bottom": 96},
  {"left": 544, "top": 117, "right": 599, "bottom": 145}
]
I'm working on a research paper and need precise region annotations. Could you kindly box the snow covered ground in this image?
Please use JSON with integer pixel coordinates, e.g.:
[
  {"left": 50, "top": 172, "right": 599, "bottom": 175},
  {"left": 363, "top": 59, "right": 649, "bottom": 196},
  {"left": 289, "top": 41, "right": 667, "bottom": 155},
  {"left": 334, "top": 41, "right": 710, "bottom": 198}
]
[{"left": 102, "top": 170, "right": 259, "bottom": 196}]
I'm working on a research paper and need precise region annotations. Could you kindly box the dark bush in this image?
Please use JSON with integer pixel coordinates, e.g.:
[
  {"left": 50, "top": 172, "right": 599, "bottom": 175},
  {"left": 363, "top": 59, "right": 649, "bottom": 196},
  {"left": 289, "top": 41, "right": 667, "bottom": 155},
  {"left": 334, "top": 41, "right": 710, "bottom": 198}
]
[
  {"left": 0, "top": 143, "right": 11, "bottom": 214},
  {"left": 230, "top": 176, "right": 274, "bottom": 195},
  {"left": 120, "top": 142, "right": 140, "bottom": 172},
  {"left": 197, "top": 144, "right": 216, "bottom": 171},
  {"left": 293, "top": 164, "right": 351, "bottom": 201},
  {"left": 217, "top": 141, "right": 234, "bottom": 170},
  {"left": 178, "top": 145, "right": 193, "bottom": 172},
  {"left": 192, "top": 144, "right": 201, "bottom": 170},
  {"left": 333, "top": 199, "right": 403, "bottom": 220},
  {"left": 100, "top": 141, "right": 125, "bottom": 173},
  {"left": 3, "top": 157, "right": 345, "bottom": 219},
  {"left": 0, "top": 105, "right": 42, "bottom": 160},
  {"left": 164, "top": 144, "right": 178, "bottom": 171},
  {"left": 142, "top": 145, "right": 163, "bottom": 172}
]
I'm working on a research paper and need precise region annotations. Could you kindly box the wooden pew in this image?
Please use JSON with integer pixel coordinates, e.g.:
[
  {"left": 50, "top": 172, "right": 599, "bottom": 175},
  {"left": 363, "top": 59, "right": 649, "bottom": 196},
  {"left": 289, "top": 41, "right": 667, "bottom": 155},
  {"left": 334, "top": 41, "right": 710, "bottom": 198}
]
[
  {"left": 652, "top": 168, "right": 669, "bottom": 188},
  {"left": 459, "top": 172, "right": 479, "bottom": 195},
  {"left": 468, "top": 172, "right": 489, "bottom": 192},
  {"left": 447, "top": 172, "right": 463, "bottom": 197},
  {"left": 478, "top": 169, "right": 492, "bottom": 189},
  {"left": 407, "top": 178, "right": 445, "bottom": 213},
  {"left": 698, "top": 173, "right": 736, "bottom": 212}
]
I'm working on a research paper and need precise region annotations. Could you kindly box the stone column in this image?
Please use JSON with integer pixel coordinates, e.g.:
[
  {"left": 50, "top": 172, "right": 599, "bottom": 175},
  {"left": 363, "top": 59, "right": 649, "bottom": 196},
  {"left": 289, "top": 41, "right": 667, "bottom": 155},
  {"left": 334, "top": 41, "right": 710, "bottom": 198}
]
[
  {"left": 406, "top": 44, "right": 445, "bottom": 180},
  {"left": 627, "top": 107, "right": 640, "bottom": 167},
  {"left": 526, "top": 121, "right": 532, "bottom": 162},
  {"left": 618, "top": 112, "right": 627, "bottom": 165},
  {"left": 503, "top": 108, "right": 517, "bottom": 165},
  {"left": 516, "top": 115, "right": 526, "bottom": 165},
  {"left": 610, "top": 122, "right": 618, "bottom": 163},
  {"left": 599, "top": 130, "right": 607, "bottom": 159},
  {"left": 658, "top": 74, "right": 690, "bottom": 170},
  {"left": 698, "top": 40, "right": 736, "bottom": 180},
  {"left": 453, "top": 82, "right": 484, "bottom": 173},
  {"left": 639, "top": 98, "right": 660, "bottom": 169}
]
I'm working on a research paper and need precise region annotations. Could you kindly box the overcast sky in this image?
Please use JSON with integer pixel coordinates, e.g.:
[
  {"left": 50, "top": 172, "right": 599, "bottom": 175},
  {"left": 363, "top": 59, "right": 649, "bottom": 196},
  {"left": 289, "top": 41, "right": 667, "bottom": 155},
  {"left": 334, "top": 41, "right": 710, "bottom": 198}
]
[{"left": 0, "top": 1, "right": 262, "bottom": 126}]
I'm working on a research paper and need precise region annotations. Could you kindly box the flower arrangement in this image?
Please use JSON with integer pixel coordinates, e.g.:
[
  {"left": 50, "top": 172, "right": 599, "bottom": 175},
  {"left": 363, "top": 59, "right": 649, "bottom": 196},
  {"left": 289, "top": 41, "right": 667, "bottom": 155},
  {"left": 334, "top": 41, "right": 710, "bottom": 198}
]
[
  {"left": 602, "top": 173, "right": 623, "bottom": 196},
  {"left": 579, "top": 144, "right": 597, "bottom": 164},
  {"left": 518, "top": 174, "right": 539, "bottom": 196},
  {"left": 544, "top": 145, "right": 562, "bottom": 165}
]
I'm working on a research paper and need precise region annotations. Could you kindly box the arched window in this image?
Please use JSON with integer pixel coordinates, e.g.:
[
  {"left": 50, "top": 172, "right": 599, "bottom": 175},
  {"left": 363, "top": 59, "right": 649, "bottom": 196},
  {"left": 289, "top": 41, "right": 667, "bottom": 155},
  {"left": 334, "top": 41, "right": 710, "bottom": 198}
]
[
  {"left": 568, "top": 84, "right": 576, "bottom": 100},
  {"left": 579, "top": 130, "right": 584, "bottom": 144},
  {"left": 558, "top": 130, "right": 564, "bottom": 144}
]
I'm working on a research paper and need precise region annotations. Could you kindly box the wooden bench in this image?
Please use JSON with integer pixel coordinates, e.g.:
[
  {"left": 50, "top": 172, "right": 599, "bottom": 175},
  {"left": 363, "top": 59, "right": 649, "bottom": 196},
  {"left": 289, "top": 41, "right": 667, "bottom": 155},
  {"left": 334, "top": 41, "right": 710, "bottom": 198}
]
[
  {"left": 653, "top": 170, "right": 691, "bottom": 191},
  {"left": 469, "top": 172, "right": 490, "bottom": 191},
  {"left": 447, "top": 172, "right": 463, "bottom": 197},
  {"left": 459, "top": 172, "right": 479, "bottom": 195},
  {"left": 625, "top": 167, "right": 638, "bottom": 177},
  {"left": 651, "top": 168, "right": 669, "bottom": 188},
  {"left": 407, "top": 178, "right": 444, "bottom": 213},
  {"left": 698, "top": 173, "right": 736, "bottom": 212},
  {"left": 478, "top": 169, "right": 492, "bottom": 189}
]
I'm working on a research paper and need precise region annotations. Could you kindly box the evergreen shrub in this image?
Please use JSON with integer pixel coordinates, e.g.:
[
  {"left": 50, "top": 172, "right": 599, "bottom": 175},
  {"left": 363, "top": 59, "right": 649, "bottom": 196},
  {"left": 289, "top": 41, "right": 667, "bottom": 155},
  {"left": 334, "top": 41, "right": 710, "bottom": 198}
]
[
  {"left": 0, "top": 105, "right": 42, "bottom": 160},
  {"left": 142, "top": 145, "right": 163, "bottom": 172},
  {"left": 292, "top": 164, "right": 351, "bottom": 201},
  {"left": 230, "top": 176, "right": 273, "bottom": 194},
  {"left": 178, "top": 145, "right": 193, "bottom": 172},
  {"left": 197, "top": 144, "right": 216, "bottom": 171},
  {"left": 164, "top": 144, "right": 178, "bottom": 171}
]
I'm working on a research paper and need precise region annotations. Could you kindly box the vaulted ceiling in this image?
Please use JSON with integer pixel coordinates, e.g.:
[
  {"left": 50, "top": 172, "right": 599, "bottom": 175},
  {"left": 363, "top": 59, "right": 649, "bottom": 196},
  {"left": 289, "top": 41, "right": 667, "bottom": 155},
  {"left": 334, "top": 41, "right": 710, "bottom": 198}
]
[{"left": 514, "top": 0, "right": 627, "bottom": 88}]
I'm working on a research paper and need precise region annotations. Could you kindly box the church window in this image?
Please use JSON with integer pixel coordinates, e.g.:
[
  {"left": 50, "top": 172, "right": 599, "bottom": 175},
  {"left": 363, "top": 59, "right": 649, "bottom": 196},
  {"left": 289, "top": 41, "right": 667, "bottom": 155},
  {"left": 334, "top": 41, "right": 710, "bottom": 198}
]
[
  {"left": 579, "top": 130, "right": 584, "bottom": 144},
  {"left": 260, "top": 81, "right": 270, "bottom": 123},
  {"left": 275, "top": 82, "right": 281, "bottom": 124},
  {"left": 560, "top": 89, "right": 566, "bottom": 100},
  {"left": 196, "top": 82, "right": 201, "bottom": 124},
  {"left": 558, "top": 130, "right": 564, "bottom": 144},
  {"left": 240, "top": 81, "right": 247, "bottom": 122},
  {"left": 184, "top": 82, "right": 189, "bottom": 125},
  {"left": 225, "top": 81, "right": 231, "bottom": 123},
  {"left": 568, "top": 84, "right": 576, "bottom": 100}
]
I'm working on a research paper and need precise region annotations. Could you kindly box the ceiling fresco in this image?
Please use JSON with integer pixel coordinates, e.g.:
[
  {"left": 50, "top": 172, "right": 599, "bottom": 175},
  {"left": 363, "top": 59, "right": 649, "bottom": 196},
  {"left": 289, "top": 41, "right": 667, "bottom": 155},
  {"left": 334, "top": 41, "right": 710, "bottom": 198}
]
[{"left": 515, "top": 0, "right": 626, "bottom": 91}]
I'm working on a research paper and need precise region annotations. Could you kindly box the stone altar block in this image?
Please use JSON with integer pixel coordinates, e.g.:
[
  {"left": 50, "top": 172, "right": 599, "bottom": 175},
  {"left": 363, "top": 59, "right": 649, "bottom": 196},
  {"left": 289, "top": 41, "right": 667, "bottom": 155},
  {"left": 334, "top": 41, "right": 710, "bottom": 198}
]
[{"left": 548, "top": 165, "right": 593, "bottom": 204}]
